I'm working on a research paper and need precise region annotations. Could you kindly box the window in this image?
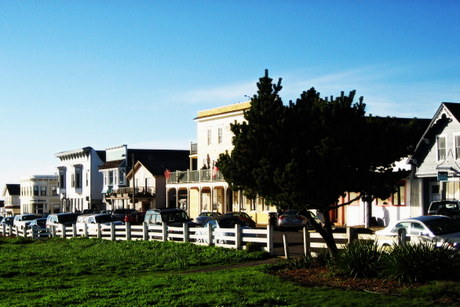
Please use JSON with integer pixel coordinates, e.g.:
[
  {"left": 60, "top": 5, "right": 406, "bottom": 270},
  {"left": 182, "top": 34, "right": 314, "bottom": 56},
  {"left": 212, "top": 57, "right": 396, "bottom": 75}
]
[
  {"left": 40, "top": 186, "right": 47, "bottom": 196},
  {"left": 119, "top": 169, "right": 125, "bottom": 185},
  {"left": 51, "top": 186, "right": 58, "bottom": 196},
  {"left": 33, "top": 186, "right": 39, "bottom": 196},
  {"left": 455, "top": 135, "right": 460, "bottom": 159},
  {"left": 74, "top": 165, "right": 82, "bottom": 189},
  {"left": 207, "top": 129, "right": 212, "bottom": 145},
  {"left": 59, "top": 169, "right": 66, "bottom": 188},
  {"left": 108, "top": 171, "right": 114, "bottom": 186},
  {"left": 437, "top": 136, "right": 446, "bottom": 160},
  {"left": 218, "top": 128, "right": 223, "bottom": 144}
]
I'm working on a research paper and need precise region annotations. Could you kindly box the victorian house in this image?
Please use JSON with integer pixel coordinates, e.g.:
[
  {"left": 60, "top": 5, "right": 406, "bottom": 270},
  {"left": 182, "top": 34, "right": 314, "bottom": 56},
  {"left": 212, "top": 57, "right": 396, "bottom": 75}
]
[
  {"left": 166, "top": 102, "right": 277, "bottom": 225},
  {"left": 19, "top": 175, "right": 60, "bottom": 215},
  {"left": 55, "top": 147, "right": 106, "bottom": 212},
  {"left": 99, "top": 145, "right": 189, "bottom": 212},
  {"left": 2, "top": 184, "right": 20, "bottom": 216}
]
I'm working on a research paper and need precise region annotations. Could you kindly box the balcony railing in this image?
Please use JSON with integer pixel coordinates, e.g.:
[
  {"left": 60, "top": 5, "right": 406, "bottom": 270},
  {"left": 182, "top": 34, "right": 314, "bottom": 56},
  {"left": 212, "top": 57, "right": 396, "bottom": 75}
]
[
  {"left": 190, "top": 143, "right": 198, "bottom": 155},
  {"left": 105, "top": 186, "right": 155, "bottom": 198},
  {"left": 167, "top": 169, "right": 225, "bottom": 184}
]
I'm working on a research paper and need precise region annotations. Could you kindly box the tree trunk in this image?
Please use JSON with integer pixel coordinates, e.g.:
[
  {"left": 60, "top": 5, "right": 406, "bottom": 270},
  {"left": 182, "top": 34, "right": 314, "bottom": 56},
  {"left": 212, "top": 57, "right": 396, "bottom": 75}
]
[{"left": 309, "top": 210, "right": 338, "bottom": 255}]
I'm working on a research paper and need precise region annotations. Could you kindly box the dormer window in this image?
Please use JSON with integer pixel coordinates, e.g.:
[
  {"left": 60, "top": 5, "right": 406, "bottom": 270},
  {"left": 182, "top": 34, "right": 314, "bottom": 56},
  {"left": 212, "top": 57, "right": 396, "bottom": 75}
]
[
  {"left": 437, "top": 136, "right": 446, "bottom": 160},
  {"left": 455, "top": 135, "right": 460, "bottom": 159}
]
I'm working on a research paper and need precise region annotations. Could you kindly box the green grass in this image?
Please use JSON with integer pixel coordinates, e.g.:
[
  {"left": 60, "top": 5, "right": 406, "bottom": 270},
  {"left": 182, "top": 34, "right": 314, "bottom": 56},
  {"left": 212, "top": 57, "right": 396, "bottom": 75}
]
[{"left": 0, "top": 237, "right": 452, "bottom": 306}]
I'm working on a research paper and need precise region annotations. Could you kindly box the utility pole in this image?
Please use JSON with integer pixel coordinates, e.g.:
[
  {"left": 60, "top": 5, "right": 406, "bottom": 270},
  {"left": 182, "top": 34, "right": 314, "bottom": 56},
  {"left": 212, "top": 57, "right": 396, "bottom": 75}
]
[{"left": 132, "top": 153, "right": 135, "bottom": 209}]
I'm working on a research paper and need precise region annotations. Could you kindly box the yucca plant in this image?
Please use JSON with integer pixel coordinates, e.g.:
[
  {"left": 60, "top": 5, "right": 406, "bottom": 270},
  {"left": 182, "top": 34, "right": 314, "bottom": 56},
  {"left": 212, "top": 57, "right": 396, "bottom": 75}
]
[
  {"left": 380, "top": 242, "right": 460, "bottom": 283},
  {"left": 331, "top": 240, "right": 383, "bottom": 278}
]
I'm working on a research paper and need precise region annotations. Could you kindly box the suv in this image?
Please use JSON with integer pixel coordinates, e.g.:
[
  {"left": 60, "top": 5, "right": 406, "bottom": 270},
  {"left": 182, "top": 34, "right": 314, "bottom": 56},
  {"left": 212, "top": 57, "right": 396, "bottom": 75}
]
[
  {"left": 112, "top": 209, "right": 138, "bottom": 222},
  {"left": 428, "top": 200, "right": 460, "bottom": 220},
  {"left": 13, "top": 214, "right": 38, "bottom": 230},
  {"left": 46, "top": 213, "right": 80, "bottom": 230},
  {"left": 144, "top": 208, "right": 196, "bottom": 227}
]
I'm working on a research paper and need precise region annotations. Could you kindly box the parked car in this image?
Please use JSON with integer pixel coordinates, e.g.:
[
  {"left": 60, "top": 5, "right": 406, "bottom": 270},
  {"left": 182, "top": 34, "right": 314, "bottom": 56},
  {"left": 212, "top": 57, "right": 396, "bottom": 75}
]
[
  {"left": 0, "top": 216, "right": 14, "bottom": 227},
  {"left": 46, "top": 213, "right": 80, "bottom": 230},
  {"left": 224, "top": 212, "right": 256, "bottom": 228},
  {"left": 196, "top": 215, "right": 253, "bottom": 244},
  {"left": 112, "top": 209, "right": 138, "bottom": 222},
  {"left": 76, "top": 213, "right": 123, "bottom": 232},
  {"left": 277, "top": 210, "right": 309, "bottom": 230},
  {"left": 194, "top": 211, "right": 222, "bottom": 226},
  {"left": 428, "top": 200, "right": 460, "bottom": 220},
  {"left": 375, "top": 215, "right": 460, "bottom": 250},
  {"left": 277, "top": 209, "right": 322, "bottom": 230},
  {"left": 28, "top": 218, "right": 48, "bottom": 237},
  {"left": 123, "top": 211, "right": 145, "bottom": 225},
  {"left": 144, "top": 208, "right": 197, "bottom": 227},
  {"left": 13, "top": 214, "right": 38, "bottom": 230}
]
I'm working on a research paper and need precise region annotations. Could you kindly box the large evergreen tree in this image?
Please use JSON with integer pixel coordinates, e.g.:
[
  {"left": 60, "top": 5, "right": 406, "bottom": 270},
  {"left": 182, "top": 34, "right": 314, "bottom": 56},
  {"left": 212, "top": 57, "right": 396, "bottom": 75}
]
[{"left": 218, "top": 70, "right": 419, "bottom": 253}]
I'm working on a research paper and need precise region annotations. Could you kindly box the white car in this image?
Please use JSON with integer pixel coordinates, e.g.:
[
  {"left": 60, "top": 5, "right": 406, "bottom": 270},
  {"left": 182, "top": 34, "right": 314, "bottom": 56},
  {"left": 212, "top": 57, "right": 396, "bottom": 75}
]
[
  {"left": 13, "top": 214, "right": 38, "bottom": 230},
  {"left": 76, "top": 213, "right": 123, "bottom": 233},
  {"left": 375, "top": 215, "right": 460, "bottom": 250}
]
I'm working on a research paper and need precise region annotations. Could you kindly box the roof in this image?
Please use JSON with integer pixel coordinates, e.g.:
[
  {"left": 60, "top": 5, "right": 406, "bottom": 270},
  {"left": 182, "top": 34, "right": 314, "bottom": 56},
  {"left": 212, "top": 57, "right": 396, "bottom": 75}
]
[
  {"left": 99, "top": 159, "right": 125, "bottom": 170},
  {"left": 126, "top": 149, "right": 190, "bottom": 177},
  {"left": 195, "top": 101, "right": 250, "bottom": 120},
  {"left": 4, "top": 184, "right": 20, "bottom": 196}
]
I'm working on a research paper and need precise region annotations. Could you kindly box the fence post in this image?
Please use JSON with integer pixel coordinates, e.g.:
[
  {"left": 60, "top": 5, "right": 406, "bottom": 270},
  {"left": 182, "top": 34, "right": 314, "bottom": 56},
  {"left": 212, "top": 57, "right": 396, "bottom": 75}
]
[
  {"left": 83, "top": 223, "right": 88, "bottom": 238},
  {"left": 9, "top": 225, "right": 13, "bottom": 237},
  {"left": 398, "top": 228, "right": 407, "bottom": 246},
  {"left": 347, "top": 227, "right": 356, "bottom": 244},
  {"left": 143, "top": 222, "right": 148, "bottom": 241},
  {"left": 303, "top": 227, "right": 311, "bottom": 257},
  {"left": 126, "top": 223, "right": 131, "bottom": 241},
  {"left": 235, "top": 224, "right": 241, "bottom": 249},
  {"left": 51, "top": 226, "right": 55, "bottom": 238},
  {"left": 2, "top": 223, "right": 5, "bottom": 236},
  {"left": 206, "top": 223, "right": 212, "bottom": 246},
  {"left": 162, "top": 222, "right": 168, "bottom": 242},
  {"left": 267, "top": 225, "right": 274, "bottom": 255},
  {"left": 110, "top": 223, "right": 116, "bottom": 241},
  {"left": 61, "top": 224, "right": 66, "bottom": 239},
  {"left": 283, "top": 234, "right": 290, "bottom": 259},
  {"left": 97, "top": 223, "right": 102, "bottom": 239},
  {"left": 72, "top": 224, "right": 77, "bottom": 237},
  {"left": 183, "top": 223, "right": 189, "bottom": 242}
]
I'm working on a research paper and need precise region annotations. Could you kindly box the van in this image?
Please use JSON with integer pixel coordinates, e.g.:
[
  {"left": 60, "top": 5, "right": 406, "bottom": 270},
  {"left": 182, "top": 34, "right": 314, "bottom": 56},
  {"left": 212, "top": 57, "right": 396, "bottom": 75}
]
[
  {"left": 428, "top": 200, "right": 460, "bottom": 220},
  {"left": 144, "top": 208, "right": 196, "bottom": 227}
]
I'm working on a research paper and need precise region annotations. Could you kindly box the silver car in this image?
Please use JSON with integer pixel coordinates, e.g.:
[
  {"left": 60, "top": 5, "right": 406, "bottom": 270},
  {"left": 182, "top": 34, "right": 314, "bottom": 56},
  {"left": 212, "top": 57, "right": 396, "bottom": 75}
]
[{"left": 375, "top": 215, "right": 460, "bottom": 250}]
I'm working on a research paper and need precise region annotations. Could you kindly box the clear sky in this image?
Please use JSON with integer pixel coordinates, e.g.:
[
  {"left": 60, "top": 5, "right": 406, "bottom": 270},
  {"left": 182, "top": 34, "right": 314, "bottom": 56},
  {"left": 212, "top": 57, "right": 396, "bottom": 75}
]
[{"left": 1, "top": 1, "right": 459, "bottom": 195}]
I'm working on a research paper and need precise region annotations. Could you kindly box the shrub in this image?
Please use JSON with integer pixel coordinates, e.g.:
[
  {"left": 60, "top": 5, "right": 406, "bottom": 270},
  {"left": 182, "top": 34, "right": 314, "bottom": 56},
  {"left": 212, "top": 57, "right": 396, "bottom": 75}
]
[
  {"left": 287, "top": 254, "right": 316, "bottom": 269},
  {"left": 330, "top": 240, "right": 383, "bottom": 278},
  {"left": 380, "top": 242, "right": 460, "bottom": 283}
]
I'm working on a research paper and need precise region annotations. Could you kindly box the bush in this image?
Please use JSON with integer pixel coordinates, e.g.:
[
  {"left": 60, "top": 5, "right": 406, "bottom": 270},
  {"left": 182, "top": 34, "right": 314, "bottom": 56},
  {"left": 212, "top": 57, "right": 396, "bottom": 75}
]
[
  {"left": 380, "top": 242, "right": 460, "bottom": 283},
  {"left": 330, "top": 240, "right": 383, "bottom": 278}
]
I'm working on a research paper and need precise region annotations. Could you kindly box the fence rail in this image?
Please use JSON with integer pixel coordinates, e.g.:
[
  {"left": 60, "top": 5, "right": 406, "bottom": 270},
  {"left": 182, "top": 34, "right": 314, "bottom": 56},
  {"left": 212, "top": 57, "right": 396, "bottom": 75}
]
[{"left": 0, "top": 223, "right": 385, "bottom": 256}]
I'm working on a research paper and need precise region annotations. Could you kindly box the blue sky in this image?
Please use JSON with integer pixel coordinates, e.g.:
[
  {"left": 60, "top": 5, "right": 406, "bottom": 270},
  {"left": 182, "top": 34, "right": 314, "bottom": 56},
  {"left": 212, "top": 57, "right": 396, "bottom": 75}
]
[{"left": 1, "top": 0, "right": 459, "bottom": 193}]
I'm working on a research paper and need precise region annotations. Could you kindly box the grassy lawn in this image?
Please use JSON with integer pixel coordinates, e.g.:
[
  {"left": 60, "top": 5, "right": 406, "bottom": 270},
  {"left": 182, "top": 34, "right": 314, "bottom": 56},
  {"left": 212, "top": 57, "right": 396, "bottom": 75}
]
[{"left": 0, "top": 237, "right": 449, "bottom": 306}]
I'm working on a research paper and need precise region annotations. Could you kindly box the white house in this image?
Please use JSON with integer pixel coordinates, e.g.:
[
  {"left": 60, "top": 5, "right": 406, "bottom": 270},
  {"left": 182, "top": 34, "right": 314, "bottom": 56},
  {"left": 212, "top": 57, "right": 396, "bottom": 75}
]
[
  {"left": 55, "top": 147, "right": 105, "bottom": 212},
  {"left": 2, "top": 184, "right": 20, "bottom": 216},
  {"left": 19, "top": 175, "right": 59, "bottom": 215},
  {"left": 410, "top": 102, "right": 460, "bottom": 212}
]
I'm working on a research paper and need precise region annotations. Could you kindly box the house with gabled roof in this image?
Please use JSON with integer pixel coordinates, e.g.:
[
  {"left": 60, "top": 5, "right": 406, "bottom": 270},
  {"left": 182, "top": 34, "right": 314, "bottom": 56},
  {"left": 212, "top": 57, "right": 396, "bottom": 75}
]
[
  {"left": 2, "top": 184, "right": 20, "bottom": 216},
  {"left": 99, "top": 145, "right": 189, "bottom": 212},
  {"left": 410, "top": 102, "right": 460, "bottom": 213}
]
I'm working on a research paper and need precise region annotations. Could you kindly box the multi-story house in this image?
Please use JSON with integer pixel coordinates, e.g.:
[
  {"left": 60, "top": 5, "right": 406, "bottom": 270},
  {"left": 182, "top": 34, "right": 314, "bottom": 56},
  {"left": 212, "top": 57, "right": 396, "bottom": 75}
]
[
  {"left": 410, "top": 102, "right": 460, "bottom": 213},
  {"left": 166, "top": 102, "right": 277, "bottom": 225},
  {"left": 2, "top": 184, "right": 20, "bottom": 216},
  {"left": 19, "top": 175, "right": 59, "bottom": 215},
  {"left": 99, "top": 145, "right": 189, "bottom": 212},
  {"left": 55, "top": 147, "right": 106, "bottom": 212}
]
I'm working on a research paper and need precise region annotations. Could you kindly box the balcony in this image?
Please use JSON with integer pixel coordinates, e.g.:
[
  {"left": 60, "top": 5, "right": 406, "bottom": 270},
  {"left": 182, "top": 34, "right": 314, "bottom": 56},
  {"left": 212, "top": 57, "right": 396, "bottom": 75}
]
[
  {"left": 105, "top": 186, "right": 155, "bottom": 198},
  {"left": 167, "top": 169, "right": 225, "bottom": 184},
  {"left": 190, "top": 142, "right": 198, "bottom": 155}
]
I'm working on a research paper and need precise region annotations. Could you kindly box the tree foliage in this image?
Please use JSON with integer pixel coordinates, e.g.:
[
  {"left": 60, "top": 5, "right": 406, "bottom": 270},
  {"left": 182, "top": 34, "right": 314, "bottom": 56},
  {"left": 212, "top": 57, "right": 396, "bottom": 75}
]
[{"left": 217, "top": 70, "right": 422, "bottom": 252}]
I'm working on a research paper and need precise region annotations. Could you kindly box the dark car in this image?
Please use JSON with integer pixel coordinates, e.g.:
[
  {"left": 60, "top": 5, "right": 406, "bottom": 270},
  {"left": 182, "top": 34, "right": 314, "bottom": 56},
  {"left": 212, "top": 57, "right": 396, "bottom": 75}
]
[
  {"left": 224, "top": 212, "right": 256, "bottom": 228},
  {"left": 123, "top": 211, "right": 145, "bottom": 225},
  {"left": 194, "top": 211, "right": 223, "bottom": 226},
  {"left": 0, "top": 216, "right": 14, "bottom": 226},
  {"left": 46, "top": 213, "right": 80, "bottom": 229},
  {"left": 112, "top": 209, "right": 138, "bottom": 222},
  {"left": 428, "top": 200, "right": 460, "bottom": 220},
  {"left": 144, "top": 208, "right": 197, "bottom": 227},
  {"left": 28, "top": 218, "right": 48, "bottom": 237}
]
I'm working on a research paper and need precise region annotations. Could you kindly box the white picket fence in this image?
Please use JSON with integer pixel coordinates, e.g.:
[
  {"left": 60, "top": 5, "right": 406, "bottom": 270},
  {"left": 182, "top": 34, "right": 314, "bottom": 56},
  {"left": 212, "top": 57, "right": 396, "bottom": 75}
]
[{"left": 0, "top": 223, "right": 275, "bottom": 254}]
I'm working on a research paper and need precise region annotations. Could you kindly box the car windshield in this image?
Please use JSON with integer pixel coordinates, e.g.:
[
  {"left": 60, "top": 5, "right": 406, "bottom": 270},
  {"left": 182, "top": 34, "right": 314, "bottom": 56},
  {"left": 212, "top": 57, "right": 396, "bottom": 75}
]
[
  {"left": 58, "top": 214, "right": 78, "bottom": 223},
  {"left": 22, "top": 215, "right": 36, "bottom": 221},
  {"left": 94, "top": 215, "right": 113, "bottom": 223},
  {"left": 424, "top": 218, "right": 460, "bottom": 235},
  {"left": 35, "top": 219, "right": 46, "bottom": 227},
  {"left": 164, "top": 211, "right": 189, "bottom": 223}
]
